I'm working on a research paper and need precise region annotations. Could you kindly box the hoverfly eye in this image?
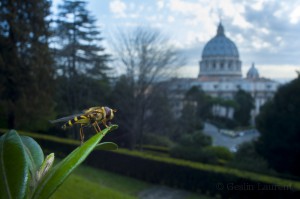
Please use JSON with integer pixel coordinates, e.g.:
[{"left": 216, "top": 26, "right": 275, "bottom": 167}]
[{"left": 105, "top": 108, "right": 111, "bottom": 119}]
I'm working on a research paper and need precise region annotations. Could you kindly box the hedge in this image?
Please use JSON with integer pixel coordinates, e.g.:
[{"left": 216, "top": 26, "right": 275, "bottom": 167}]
[{"left": 1, "top": 129, "right": 300, "bottom": 198}]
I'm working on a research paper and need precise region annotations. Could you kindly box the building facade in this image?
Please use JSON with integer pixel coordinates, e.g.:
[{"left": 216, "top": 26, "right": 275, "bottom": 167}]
[{"left": 169, "top": 23, "right": 279, "bottom": 125}]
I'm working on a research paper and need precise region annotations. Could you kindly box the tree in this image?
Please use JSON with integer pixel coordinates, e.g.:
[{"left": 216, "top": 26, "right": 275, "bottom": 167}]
[
  {"left": 233, "top": 89, "right": 254, "bottom": 126},
  {"left": 255, "top": 75, "right": 300, "bottom": 176},
  {"left": 145, "top": 85, "right": 176, "bottom": 137},
  {"left": 53, "top": 0, "right": 110, "bottom": 114},
  {"left": 228, "top": 142, "right": 272, "bottom": 174},
  {"left": 111, "top": 27, "right": 184, "bottom": 149},
  {"left": 0, "top": 0, "right": 55, "bottom": 130},
  {"left": 185, "top": 86, "right": 213, "bottom": 120}
]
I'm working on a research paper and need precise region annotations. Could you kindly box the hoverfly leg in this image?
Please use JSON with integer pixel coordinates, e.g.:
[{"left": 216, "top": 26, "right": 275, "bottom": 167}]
[
  {"left": 93, "top": 123, "right": 98, "bottom": 133},
  {"left": 80, "top": 124, "right": 84, "bottom": 145},
  {"left": 102, "top": 120, "right": 109, "bottom": 128},
  {"left": 92, "top": 122, "right": 101, "bottom": 133},
  {"left": 96, "top": 122, "right": 101, "bottom": 133}
]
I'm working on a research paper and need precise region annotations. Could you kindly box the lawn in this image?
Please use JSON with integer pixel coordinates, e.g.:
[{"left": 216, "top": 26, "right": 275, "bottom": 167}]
[{"left": 50, "top": 162, "right": 213, "bottom": 199}]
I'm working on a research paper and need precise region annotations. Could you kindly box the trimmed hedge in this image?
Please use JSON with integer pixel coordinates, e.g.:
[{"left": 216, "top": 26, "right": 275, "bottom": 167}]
[
  {"left": 1, "top": 129, "right": 300, "bottom": 198},
  {"left": 139, "top": 145, "right": 170, "bottom": 153}
]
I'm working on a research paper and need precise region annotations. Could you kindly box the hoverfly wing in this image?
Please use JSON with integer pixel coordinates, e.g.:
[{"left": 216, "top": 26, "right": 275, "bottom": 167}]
[{"left": 49, "top": 113, "right": 82, "bottom": 124}]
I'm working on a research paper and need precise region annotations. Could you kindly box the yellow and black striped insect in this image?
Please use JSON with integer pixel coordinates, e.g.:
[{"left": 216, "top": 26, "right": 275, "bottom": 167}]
[{"left": 50, "top": 106, "right": 117, "bottom": 144}]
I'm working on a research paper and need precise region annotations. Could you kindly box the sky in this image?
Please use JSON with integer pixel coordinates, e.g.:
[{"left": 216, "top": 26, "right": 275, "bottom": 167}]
[{"left": 52, "top": 0, "right": 300, "bottom": 82}]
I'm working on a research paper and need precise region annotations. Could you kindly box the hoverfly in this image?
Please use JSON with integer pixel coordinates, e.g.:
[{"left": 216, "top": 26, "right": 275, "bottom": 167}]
[{"left": 50, "top": 106, "right": 117, "bottom": 144}]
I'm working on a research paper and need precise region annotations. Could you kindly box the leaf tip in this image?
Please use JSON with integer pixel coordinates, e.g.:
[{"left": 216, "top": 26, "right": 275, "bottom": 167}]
[{"left": 109, "top": 124, "right": 118, "bottom": 131}]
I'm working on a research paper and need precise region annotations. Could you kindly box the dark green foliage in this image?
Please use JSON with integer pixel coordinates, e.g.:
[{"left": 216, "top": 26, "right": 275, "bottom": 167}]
[
  {"left": 53, "top": 0, "right": 110, "bottom": 114},
  {"left": 202, "top": 146, "right": 233, "bottom": 162},
  {"left": 170, "top": 131, "right": 217, "bottom": 163},
  {"left": 142, "top": 133, "right": 174, "bottom": 147},
  {"left": 170, "top": 146, "right": 232, "bottom": 165},
  {"left": 256, "top": 75, "right": 300, "bottom": 176},
  {"left": 146, "top": 86, "right": 177, "bottom": 137},
  {"left": 0, "top": 131, "right": 29, "bottom": 199},
  {"left": 178, "top": 131, "right": 212, "bottom": 147},
  {"left": 233, "top": 89, "right": 254, "bottom": 126},
  {"left": 185, "top": 86, "right": 214, "bottom": 119},
  {"left": 0, "top": 0, "right": 55, "bottom": 130},
  {"left": 170, "top": 146, "right": 217, "bottom": 164},
  {"left": 228, "top": 142, "right": 272, "bottom": 174},
  {"left": 175, "top": 87, "right": 212, "bottom": 137},
  {"left": 170, "top": 131, "right": 233, "bottom": 165},
  {"left": 176, "top": 104, "right": 204, "bottom": 138}
]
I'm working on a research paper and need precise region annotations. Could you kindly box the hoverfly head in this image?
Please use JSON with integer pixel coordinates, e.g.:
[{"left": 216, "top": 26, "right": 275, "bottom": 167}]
[{"left": 104, "top": 106, "right": 117, "bottom": 120}]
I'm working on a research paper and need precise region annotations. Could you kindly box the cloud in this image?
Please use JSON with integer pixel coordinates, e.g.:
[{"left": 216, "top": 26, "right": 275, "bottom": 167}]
[
  {"left": 157, "top": 0, "right": 164, "bottom": 10},
  {"left": 167, "top": 16, "right": 175, "bottom": 23},
  {"left": 80, "top": 0, "right": 300, "bottom": 81},
  {"left": 109, "top": 0, "right": 127, "bottom": 18},
  {"left": 289, "top": 5, "right": 300, "bottom": 24}
]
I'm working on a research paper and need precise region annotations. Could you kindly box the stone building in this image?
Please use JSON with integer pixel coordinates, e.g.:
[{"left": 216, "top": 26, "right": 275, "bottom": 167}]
[{"left": 168, "top": 23, "right": 279, "bottom": 125}]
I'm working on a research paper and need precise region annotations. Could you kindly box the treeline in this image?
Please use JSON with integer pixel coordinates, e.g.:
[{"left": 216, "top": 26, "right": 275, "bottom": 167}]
[
  {"left": 0, "top": 0, "right": 184, "bottom": 148},
  {"left": 0, "top": 1, "right": 105, "bottom": 131}
]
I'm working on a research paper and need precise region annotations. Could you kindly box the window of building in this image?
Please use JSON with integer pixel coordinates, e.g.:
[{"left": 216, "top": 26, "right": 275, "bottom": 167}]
[
  {"left": 220, "top": 62, "right": 224, "bottom": 70},
  {"left": 213, "top": 62, "right": 216, "bottom": 69}
]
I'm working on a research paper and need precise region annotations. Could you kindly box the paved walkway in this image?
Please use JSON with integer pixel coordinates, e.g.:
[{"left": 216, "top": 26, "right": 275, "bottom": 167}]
[
  {"left": 203, "top": 122, "right": 259, "bottom": 152},
  {"left": 138, "top": 186, "right": 188, "bottom": 199}
]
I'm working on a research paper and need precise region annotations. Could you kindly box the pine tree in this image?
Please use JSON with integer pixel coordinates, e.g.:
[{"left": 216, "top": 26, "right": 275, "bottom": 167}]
[
  {"left": 0, "top": 0, "right": 55, "bottom": 130},
  {"left": 53, "top": 0, "right": 110, "bottom": 114}
]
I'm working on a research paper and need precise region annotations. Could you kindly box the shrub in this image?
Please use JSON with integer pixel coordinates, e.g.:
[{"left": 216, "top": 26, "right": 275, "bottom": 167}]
[
  {"left": 170, "top": 145, "right": 233, "bottom": 165},
  {"left": 203, "top": 146, "right": 233, "bottom": 162},
  {"left": 228, "top": 141, "right": 275, "bottom": 174},
  {"left": 178, "top": 131, "right": 212, "bottom": 147},
  {"left": 142, "top": 133, "right": 174, "bottom": 147}
]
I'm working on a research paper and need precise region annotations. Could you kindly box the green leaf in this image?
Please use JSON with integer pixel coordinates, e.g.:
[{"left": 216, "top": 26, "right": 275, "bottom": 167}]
[
  {"left": 0, "top": 130, "right": 29, "bottom": 199},
  {"left": 32, "top": 125, "right": 118, "bottom": 199},
  {"left": 95, "top": 142, "right": 118, "bottom": 150},
  {"left": 20, "top": 136, "right": 44, "bottom": 179}
]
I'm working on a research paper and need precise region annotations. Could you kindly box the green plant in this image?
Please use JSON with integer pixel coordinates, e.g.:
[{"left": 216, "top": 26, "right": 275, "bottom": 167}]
[
  {"left": 142, "top": 133, "right": 174, "bottom": 147},
  {"left": 0, "top": 125, "right": 118, "bottom": 199}
]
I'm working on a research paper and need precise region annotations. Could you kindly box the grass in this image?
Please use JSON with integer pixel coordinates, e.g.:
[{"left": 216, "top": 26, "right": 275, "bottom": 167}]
[
  {"left": 50, "top": 174, "right": 134, "bottom": 199},
  {"left": 73, "top": 163, "right": 150, "bottom": 196},
  {"left": 50, "top": 162, "right": 213, "bottom": 199}
]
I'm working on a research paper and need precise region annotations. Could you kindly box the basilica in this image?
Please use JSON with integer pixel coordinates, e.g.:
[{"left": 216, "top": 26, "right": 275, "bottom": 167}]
[{"left": 168, "top": 23, "right": 279, "bottom": 125}]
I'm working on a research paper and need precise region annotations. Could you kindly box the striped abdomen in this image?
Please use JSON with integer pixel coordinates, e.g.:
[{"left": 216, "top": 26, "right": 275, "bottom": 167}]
[{"left": 62, "top": 115, "right": 89, "bottom": 130}]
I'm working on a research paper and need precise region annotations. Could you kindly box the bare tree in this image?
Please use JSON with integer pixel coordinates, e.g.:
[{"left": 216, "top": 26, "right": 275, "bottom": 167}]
[{"left": 110, "top": 27, "right": 184, "bottom": 149}]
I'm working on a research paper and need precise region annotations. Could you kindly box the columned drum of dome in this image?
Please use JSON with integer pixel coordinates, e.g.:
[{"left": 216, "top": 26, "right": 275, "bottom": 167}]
[{"left": 198, "top": 23, "right": 242, "bottom": 79}]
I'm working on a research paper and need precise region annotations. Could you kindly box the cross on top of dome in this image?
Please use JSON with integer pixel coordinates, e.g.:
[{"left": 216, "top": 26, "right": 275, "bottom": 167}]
[{"left": 217, "top": 22, "right": 225, "bottom": 36}]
